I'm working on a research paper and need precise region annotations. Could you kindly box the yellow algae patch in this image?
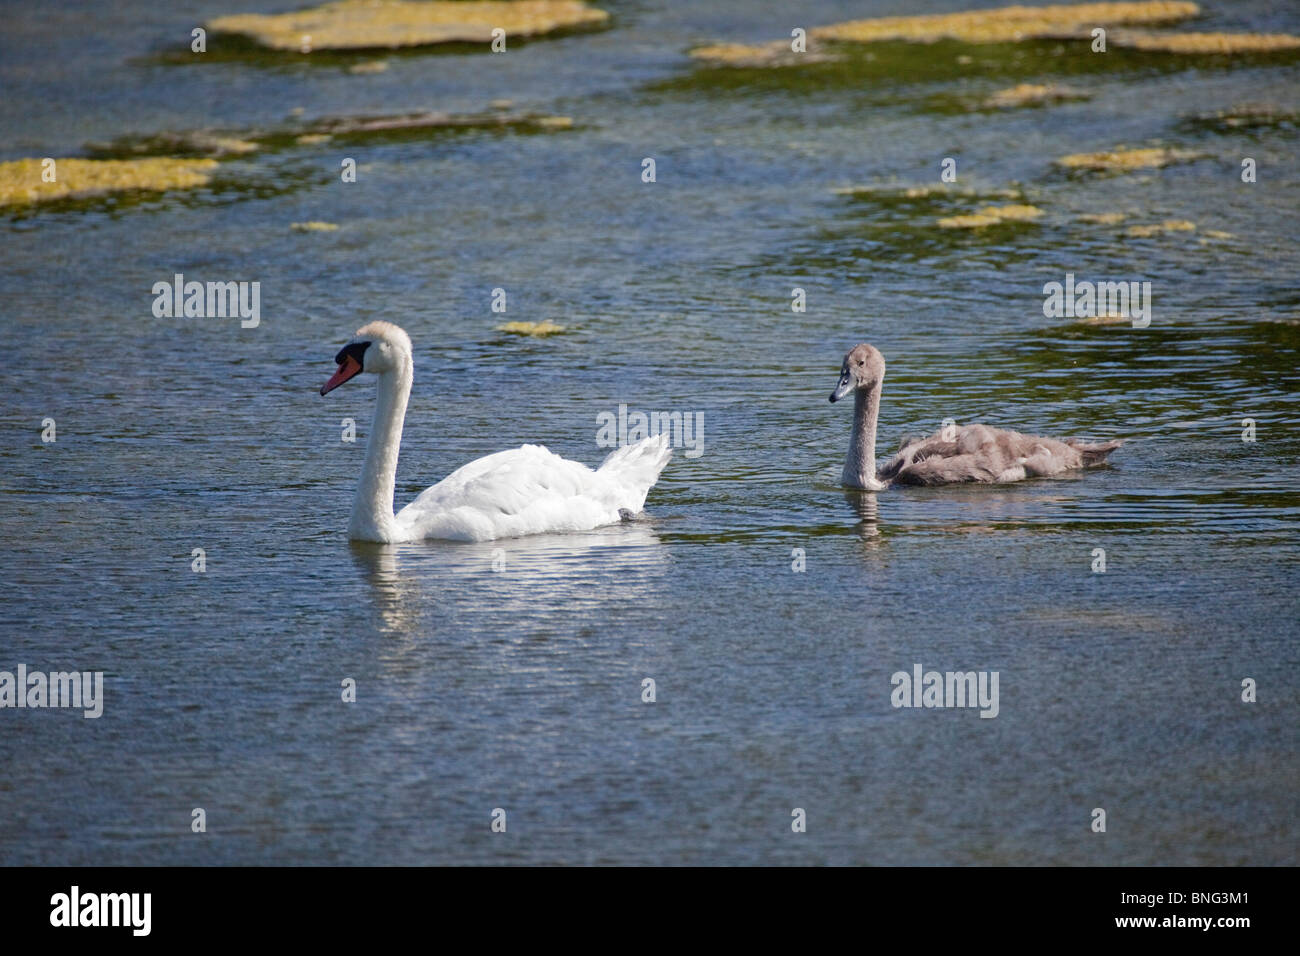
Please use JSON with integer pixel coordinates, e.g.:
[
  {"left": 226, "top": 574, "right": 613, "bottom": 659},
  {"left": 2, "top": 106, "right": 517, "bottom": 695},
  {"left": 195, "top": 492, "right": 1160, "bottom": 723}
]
[
  {"left": 347, "top": 59, "right": 389, "bottom": 74},
  {"left": 497, "top": 320, "right": 566, "bottom": 336},
  {"left": 1078, "top": 211, "right": 1128, "bottom": 224},
  {"left": 834, "top": 183, "right": 1021, "bottom": 200},
  {"left": 201, "top": 136, "right": 258, "bottom": 154},
  {"left": 295, "top": 133, "right": 333, "bottom": 144},
  {"left": 1056, "top": 146, "right": 1201, "bottom": 171},
  {"left": 291, "top": 221, "right": 340, "bottom": 232},
  {"left": 1076, "top": 312, "right": 1134, "bottom": 325},
  {"left": 692, "top": 2, "right": 1199, "bottom": 64},
  {"left": 938, "top": 203, "right": 1043, "bottom": 228},
  {"left": 0, "top": 157, "right": 217, "bottom": 206},
  {"left": 689, "top": 43, "right": 777, "bottom": 66},
  {"left": 938, "top": 212, "right": 1003, "bottom": 228},
  {"left": 817, "top": 2, "right": 1198, "bottom": 44},
  {"left": 1113, "top": 30, "right": 1300, "bottom": 53},
  {"left": 984, "top": 83, "right": 1090, "bottom": 108},
  {"left": 209, "top": 0, "right": 609, "bottom": 51},
  {"left": 1125, "top": 219, "right": 1195, "bottom": 237},
  {"left": 988, "top": 204, "right": 1045, "bottom": 221}
]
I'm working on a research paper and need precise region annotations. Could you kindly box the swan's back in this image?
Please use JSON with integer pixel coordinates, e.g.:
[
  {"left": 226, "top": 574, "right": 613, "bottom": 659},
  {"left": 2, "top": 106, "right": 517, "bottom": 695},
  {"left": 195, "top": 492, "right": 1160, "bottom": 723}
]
[
  {"left": 879, "top": 423, "right": 1120, "bottom": 486},
  {"left": 396, "top": 435, "right": 671, "bottom": 541}
]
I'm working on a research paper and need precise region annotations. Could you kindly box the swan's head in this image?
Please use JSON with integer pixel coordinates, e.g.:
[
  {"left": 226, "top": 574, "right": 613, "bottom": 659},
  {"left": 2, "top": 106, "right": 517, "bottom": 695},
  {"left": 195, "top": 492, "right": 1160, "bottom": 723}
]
[
  {"left": 320, "top": 321, "right": 412, "bottom": 396},
  {"left": 830, "top": 343, "right": 885, "bottom": 403}
]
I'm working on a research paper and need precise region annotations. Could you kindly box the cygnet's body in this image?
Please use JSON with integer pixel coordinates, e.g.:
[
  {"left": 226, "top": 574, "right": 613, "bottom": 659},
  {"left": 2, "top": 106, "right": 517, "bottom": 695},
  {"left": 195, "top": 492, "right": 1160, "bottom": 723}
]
[{"left": 829, "top": 343, "right": 1121, "bottom": 490}]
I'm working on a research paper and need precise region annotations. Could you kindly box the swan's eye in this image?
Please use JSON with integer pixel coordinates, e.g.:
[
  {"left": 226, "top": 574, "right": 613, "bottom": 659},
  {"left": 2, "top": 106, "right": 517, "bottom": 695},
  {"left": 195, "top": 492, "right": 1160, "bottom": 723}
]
[{"left": 334, "top": 341, "right": 371, "bottom": 366}]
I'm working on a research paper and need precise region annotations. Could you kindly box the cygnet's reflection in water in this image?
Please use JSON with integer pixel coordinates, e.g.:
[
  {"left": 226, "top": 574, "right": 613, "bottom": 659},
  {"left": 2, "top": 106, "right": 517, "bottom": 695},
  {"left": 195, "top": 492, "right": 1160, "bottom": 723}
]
[
  {"left": 349, "top": 522, "right": 668, "bottom": 638},
  {"left": 843, "top": 489, "right": 881, "bottom": 542}
]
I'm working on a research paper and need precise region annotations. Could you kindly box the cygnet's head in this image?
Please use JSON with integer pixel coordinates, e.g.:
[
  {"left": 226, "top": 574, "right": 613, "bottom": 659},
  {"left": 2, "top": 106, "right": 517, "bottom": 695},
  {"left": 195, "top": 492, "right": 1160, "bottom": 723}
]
[
  {"left": 829, "top": 343, "right": 885, "bottom": 403},
  {"left": 320, "top": 321, "right": 412, "bottom": 395}
]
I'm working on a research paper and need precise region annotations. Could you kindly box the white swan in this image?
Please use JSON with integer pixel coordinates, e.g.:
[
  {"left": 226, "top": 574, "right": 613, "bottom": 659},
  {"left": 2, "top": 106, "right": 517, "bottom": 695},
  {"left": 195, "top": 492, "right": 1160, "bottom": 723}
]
[
  {"left": 320, "top": 321, "right": 672, "bottom": 542},
  {"left": 829, "top": 343, "right": 1122, "bottom": 489}
]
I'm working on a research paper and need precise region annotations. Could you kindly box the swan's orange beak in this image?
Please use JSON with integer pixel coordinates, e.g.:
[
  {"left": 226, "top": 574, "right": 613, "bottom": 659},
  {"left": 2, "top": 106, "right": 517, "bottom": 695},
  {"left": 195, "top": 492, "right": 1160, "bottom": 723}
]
[{"left": 320, "top": 354, "right": 363, "bottom": 396}]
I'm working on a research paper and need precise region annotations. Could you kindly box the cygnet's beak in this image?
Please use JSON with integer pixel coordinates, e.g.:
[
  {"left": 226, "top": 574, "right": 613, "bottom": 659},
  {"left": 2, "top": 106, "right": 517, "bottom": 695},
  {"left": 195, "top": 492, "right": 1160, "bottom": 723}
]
[{"left": 829, "top": 371, "right": 854, "bottom": 403}]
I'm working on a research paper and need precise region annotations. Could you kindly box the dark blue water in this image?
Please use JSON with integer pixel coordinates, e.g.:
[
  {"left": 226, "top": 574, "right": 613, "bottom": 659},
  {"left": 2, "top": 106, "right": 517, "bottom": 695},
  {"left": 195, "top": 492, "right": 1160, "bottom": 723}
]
[{"left": 1, "top": 0, "right": 1297, "bottom": 864}]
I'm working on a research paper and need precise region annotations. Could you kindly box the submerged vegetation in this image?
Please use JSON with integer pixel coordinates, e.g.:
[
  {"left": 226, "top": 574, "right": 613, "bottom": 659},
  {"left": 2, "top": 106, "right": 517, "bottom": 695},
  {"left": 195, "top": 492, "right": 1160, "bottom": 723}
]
[
  {"left": 692, "top": 1, "right": 1201, "bottom": 65},
  {"left": 1181, "top": 104, "right": 1300, "bottom": 133},
  {"left": 8, "top": 0, "right": 1296, "bottom": 285},
  {"left": 689, "top": 0, "right": 1300, "bottom": 77},
  {"left": 5, "top": 105, "right": 574, "bottom": 216},
  {"left": 86, "top": 109, "right": 575, "bottom": 160}
]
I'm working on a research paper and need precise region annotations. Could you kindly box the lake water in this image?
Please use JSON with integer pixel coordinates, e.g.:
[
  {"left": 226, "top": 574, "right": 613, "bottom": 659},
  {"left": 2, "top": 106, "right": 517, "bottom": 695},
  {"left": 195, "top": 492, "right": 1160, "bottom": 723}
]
[{"left": 1, "top": 0, "right": 1297, "bottom": 865}]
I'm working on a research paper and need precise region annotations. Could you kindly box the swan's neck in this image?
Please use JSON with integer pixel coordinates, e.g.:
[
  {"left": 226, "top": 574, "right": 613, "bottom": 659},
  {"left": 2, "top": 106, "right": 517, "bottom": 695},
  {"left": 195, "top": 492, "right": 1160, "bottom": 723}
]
[
  {"left": 350, "top": 356, "right": 412, "bottom": 542},
  {"left": 843, "top": 380, "right": 885, "bottom": 491}
]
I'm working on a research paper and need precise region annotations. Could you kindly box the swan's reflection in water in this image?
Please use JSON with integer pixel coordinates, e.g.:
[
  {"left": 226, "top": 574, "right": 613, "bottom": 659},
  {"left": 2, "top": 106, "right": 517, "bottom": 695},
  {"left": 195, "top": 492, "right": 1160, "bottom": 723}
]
[
  {"left": 349, "top": 540, "right": 424, "bottom": 639},
  {"left": 349, "top": 523, "right": 668, "bottom": 640},
  {"left": 843, "top": 490, "right": 882, "bottom": 543}
]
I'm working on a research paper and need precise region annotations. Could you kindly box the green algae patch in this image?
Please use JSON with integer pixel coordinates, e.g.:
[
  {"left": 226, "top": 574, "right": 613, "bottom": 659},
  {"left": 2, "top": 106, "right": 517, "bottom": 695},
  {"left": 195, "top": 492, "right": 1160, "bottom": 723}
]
[
  {"left": 208, "top": 0, "right": 609, "bottom": 52},
  {"left": 692, "top": 1, "right": 1199, "bottom": 65},
  {"left": 299, "top": 109, "right": 575, "bottom": 139},
  {"left": 983, "top": 82, "right": 1090, "bottom": 108},
  {"left": 497, "top": 320, "right": 566, "bottom": 336},
  {"left": 86, "top": 130, "right": 258, "bottom": 159},
  {"left": 0, "top": 157, "right": 218, "bottom": 207},
  {"left": 1183, "top": 104, "right": 1300, "bottom": 133},
  {"left": 87, "top": 110, "right": 574, "bottom": 162},
  {"left": 835, "top": 183, "right": 1022, "bottom": 201},
  {"left": 685, "top": 43, "right": 843, "bottom": 69},
  {"left": 1055, "top": 146, "right": 1201, "bottom": 171}
]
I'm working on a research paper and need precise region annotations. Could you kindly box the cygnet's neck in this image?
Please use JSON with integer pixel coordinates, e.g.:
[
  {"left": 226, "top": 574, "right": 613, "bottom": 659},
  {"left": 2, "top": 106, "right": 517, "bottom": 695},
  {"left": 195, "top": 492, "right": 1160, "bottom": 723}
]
[
  {"left": 843, "top": 379, "right": 885, "bottom": 491},
  {"left": 350, "top": 355, "right": 412, "bottom": 542}
]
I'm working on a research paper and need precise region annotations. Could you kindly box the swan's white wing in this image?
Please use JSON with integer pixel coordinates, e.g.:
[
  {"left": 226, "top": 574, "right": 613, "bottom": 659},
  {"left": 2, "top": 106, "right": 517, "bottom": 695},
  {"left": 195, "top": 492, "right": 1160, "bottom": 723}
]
[{"left": 395, "top": 444, "right": 640, "bottom": 542}]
